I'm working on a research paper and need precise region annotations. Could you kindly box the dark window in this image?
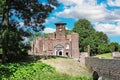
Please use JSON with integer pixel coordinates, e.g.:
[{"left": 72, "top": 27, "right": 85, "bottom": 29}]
[
  {"left": 59, "top": 51, "right": 62, "bottom": 55},
  {"left": 66, "top": 52, "right": 69, "bottom": 56}
]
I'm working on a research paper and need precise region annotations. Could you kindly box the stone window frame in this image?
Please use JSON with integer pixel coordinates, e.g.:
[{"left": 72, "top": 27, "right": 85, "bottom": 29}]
[{"left": 66, "top": 43, "right": 69, "bottom": 50}]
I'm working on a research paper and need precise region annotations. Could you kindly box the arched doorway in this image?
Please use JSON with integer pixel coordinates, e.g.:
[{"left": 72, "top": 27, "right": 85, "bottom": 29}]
[
  {"left": 59, "top": 51, "right": 62, "bottom": 56},
  {"left": 54, "top": 44, "right": 64, "bottom": 56},
  {"left": 66, "top": 52, "right": 69, "bottom": 57}
]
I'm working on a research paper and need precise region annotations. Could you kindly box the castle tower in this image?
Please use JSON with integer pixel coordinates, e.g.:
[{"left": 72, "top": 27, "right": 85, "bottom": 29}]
[
  {"left": 55, "top": 22, "right": 66, "bottom": 39},
  {"left": 71, "top": 32, "right": 80, "bottom": 59}
]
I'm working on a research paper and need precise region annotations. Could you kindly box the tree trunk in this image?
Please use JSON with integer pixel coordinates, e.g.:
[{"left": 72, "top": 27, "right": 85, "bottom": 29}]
[{"left": 1, "top": 0, "right": 10, "bottom": 64}]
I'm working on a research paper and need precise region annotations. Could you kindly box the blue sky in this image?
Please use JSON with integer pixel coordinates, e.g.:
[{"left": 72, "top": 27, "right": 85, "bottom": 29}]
[{"left": 43, "top": 0, "right": 120, "bottom": 44}]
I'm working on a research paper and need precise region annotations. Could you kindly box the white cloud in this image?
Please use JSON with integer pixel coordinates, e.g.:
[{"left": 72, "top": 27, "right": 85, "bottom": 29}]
[
  {"left": 66, "top": 27, "right": 71, "bottom": 30},
  {"left": 56, "top": 0, "right": 120, "bottom": 23},
  {"left": 56, "top": 0, "right": 105, "bottom": 22},
  {"left": 56, "top": 0, "right": 120, "bottom": 37},
  {"left": 50, "top": 17, "right": 59, "bottom": 22},
  {"left": 45, "top": 17, "right": 60, "bottom": 25},
  {"left": 94, "top": 22, "right": 120, "bottom": 36},
  {"left": 43, "top": 26, "right": 70, "bottom": 34},
  {"left": 107, "top": 0, "right": 120, "bottom": 6},
  {"left": 58, "top": 0, "right": 97, "bottom": 6},
  {"left": 43, "top": 27, "right": 56, "bottom": 33}
]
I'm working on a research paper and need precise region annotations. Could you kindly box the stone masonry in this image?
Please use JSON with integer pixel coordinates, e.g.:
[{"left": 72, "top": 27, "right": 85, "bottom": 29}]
[
  {"left": 29, "top": 22, "right": 80, "bottom": 59},
  {"left": 86, "top": 57, "right": 120, "bottom": 80}
]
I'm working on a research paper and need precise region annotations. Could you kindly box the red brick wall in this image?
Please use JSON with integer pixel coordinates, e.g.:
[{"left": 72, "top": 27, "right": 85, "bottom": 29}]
[
  {"left": 71, "top": 33, "right": 80, "bottom": 58},
  {"left": 29, "top": 23, "right": 80, "bottom": 59},
  {"left": 48, "top": 33, "right": 55, "bottom": 40},
  {"left": 56, "top": 25, "right": 66, "bottom": 39}
]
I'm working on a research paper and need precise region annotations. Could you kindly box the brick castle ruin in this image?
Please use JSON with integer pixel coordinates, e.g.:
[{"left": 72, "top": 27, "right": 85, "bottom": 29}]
[
  {"left": 29, "top": 22, "right": 80, "bottom": 59},
  {"left": 29, "top": 22, "right": 120, "bottom": 79}
]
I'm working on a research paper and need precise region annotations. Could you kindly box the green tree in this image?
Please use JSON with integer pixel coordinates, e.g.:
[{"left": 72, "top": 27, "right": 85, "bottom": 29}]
[
  {"left": 0, "top": 0, "right": 5, "bottom": 16},
  {"left": 43, "top": 33, "right": 48, "bottom": 38},
  {"left": 118, "top": 44, "right": 120, "bottom": 52},
  {"left": 98, "top": 44, "right": 110, "bottom": 54},
  {"left": 0, "top": 0, "right": 59, "bottom": 63},
  {"left": 109, "top": 42, "right": 119, "bottom": 52},
  {"left": 72, "top": 19, "right": 95, "bottom": 52},
  {"left": 66, "top": 30, "right": 73, "bottom": 35},
  {"left": 29, "top": 32, "right": 43, "bottom": 41},
  {"left": 72, "top": 19, "right": 109, "bottom": 55}
]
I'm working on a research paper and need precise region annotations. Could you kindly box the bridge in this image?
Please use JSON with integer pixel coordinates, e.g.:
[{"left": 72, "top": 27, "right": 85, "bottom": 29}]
[{"left": 85, "top": 57, "right": 120, "bottom": 80}]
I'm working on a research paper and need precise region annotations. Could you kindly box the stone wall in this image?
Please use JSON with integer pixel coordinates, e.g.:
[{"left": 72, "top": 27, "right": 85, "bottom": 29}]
[
  {"left": 85, "top": 57, "right": 120, "bottom": 79},
  {"left": 112, "top": 52, "right": 120, "bottom": 59},
  {"left": 79, "top": 52, "right": 90, "bottom": 66}
]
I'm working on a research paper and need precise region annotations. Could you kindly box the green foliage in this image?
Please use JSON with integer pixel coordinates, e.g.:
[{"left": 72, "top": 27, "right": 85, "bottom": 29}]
[
  {"left": 0, "top": 48, "right": 1, "bottom": 54},
  {"left": 1, "top": 27, "right": 31, "bottom": 62},
  {"left": 119, "top": 45, "right": 120, "bottom": 52},
  {"left": 97, "top": 44, "right": 110, "bottom": 54},
  {"left": 29, "top": 32, "right": 49, "bottom": 42},
  {"left": 73, "top": 19, "right": 120, "bottom": 55},
  {"left": 108, "top": 42, "right": 120, "bottom": 52},
  {"left": 72, "top": 19, "right": 95, "bottom": 52},
  {"left": 1, "top": 0, "right": 59, "bottom": 31},
  {"left": 44, "top": 33, "right": 49, "bottom": 38},
  {"left": 0, "top": 0, "right": 5, "bottom": 16},
  {"left": 84, "top": 32, "right": 109, "bottom": 54},
  {"left": 66, "top": 30, "right": 73, "bottom": 35},
  {"left": 29, "top": 32, "right": 43, "bottom": 41},
  {"left": 0, "top": 0, "right": 59, "bottom": 63},
  {"left": 72, "top": 19, "right": 110, "bottom": 55},
  {"left": 0, "top": 62, "right": 92, "bottom": 80}
]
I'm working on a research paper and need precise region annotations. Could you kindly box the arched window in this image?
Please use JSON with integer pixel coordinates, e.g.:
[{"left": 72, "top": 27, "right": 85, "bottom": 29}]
[
  {"left": 54, "top": 44, "right": 64, "bottom": 50},
  {"left": 66, "top": 44, "right": 69, "bottom": 49},
  {"left": 66, "top": 52, "right": 69, "bottom": 56}
]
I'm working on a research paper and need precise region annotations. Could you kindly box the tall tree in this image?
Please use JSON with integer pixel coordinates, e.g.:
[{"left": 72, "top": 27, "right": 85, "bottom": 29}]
[
  {"left": 119, "top": 44, "right": 120, "bottom": 52},
  {"left": 109, "top": 42, "right": 119, "bottom": 52},
  {"left": 72, "top": 19, "right": 109, "bottom": 55},
  {"left": 83, "top": 32, "right": 109, "bottom": 54},
  {"left": 29, "top": 31, "right": 43, "bottom": 41},
  {"left": 72, "top": 19, "right": 95, "bottom": 52},
  {"left": 0, "top": 0, "right": 59, "bottom": 63}
]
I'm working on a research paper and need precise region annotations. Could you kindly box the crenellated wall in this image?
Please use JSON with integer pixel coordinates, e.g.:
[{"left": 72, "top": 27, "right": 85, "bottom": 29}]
[{"left": 85, "top": 57, "right": 120, "bottom": 79}]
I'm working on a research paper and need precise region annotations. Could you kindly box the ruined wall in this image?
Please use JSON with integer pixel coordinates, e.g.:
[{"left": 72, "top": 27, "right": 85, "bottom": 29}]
[
  {"left": 29, "top": 22, "right": 80, "bottom": 59},
  {"left": 112, "top": 52, "right": 120, "bottom": 59},
  {"left": 71, "top": 33, "right": 80, "bottom": 59},
  {"left": 56, "top": 25, "right": 66, "bottom": 39},
  {"left": 79, "top": 52, "right": 90, "bottom": 66},
  {"left": 85, "top": 57, "right": 120, "bottom": 79}
]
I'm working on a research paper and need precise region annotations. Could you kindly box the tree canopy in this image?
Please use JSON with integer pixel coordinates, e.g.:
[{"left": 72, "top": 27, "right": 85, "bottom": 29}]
[
  {"left": 72, "top": 19, "right": 110, "bottom": 55},
  {"left": 72, "top": 19, "right": 95, "bottom": 52},
  {"left": 1, "top": 0, "right": 59, "bottom": 30},
  {"left": 0, "top": 0, "right": 59, "bottom": 63}
]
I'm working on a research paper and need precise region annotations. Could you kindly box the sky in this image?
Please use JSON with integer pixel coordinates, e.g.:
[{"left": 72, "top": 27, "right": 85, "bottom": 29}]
[{"left": 44, "top": 0, "right": 120, "bottom": 44}]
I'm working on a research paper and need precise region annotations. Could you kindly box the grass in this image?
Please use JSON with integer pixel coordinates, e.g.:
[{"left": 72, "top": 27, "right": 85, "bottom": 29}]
[
  {"left": 41, "top": 57, "right": 90, "bottom": 76},
  {"left": 0, "top": 58, "right": 92, "bottom": 80},
  {"left": 93, "top": 53, "right": 112, "bottom": 59}
]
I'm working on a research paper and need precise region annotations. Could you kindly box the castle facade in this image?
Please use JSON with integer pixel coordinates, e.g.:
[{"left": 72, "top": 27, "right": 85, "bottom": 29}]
[{"left": 29, "top": 22, "right": 80, "bottom": 59}]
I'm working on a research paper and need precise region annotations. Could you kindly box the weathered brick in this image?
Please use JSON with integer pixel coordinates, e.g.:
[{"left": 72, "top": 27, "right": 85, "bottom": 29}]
[{"left": 29, "top": 22, "right": 80, "bottom": 59}]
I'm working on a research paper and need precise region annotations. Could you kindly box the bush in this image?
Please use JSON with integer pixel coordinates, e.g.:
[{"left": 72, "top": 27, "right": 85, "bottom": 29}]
[{"left": 0, "top": 62, "right": 92, "bottom": 80}]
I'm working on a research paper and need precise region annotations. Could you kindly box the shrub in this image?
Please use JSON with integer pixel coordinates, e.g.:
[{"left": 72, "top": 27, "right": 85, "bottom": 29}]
[{"left": 0, "top": 62, "right": 92, "bottom": 80}]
